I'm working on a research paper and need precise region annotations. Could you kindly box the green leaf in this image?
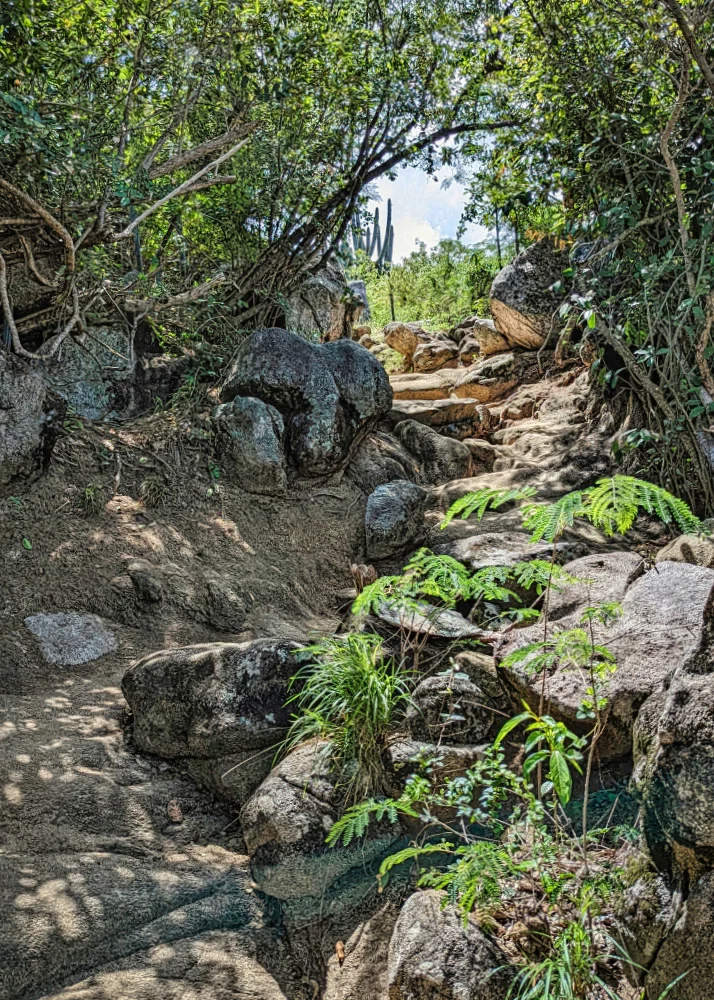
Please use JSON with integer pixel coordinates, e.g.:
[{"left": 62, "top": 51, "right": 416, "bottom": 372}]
[
  {"left": 549, "top": 750, "right": 572, "bottom": 806},
  {"left": 21, "top": 537, "right": 32, "bottom": 550},
  {"left": 494, "top": 711, "right": 532, "bottom": 746}
]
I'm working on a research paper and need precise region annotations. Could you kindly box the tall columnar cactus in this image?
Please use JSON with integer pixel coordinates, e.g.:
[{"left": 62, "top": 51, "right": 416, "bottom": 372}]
[{"left": 343, "top": 199, "right": 395, "bottom": 274}]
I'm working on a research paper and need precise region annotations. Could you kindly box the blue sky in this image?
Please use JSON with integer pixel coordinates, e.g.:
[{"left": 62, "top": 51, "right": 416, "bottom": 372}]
[{"left": 371, "top": 165, "right": 489, "bottom": 262}]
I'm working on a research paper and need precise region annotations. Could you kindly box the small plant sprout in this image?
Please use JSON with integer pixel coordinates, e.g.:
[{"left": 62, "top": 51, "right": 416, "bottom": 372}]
[
  {"left": 495, "top": 704, "right": 586, "bottom": 826},
  {"left": 140, "top": 475, "right": 167, "bottom": 508},
  {"left": 81, "top": 483, "right": 102, "bottom": 515},
  {"left": 284, "top": 633, "right": 409, "bottom": 803}
]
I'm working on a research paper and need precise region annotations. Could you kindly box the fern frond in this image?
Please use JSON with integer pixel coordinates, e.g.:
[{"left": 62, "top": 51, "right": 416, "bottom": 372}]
[
  {"left": 440, "top": 486, "right": 537, "bottom": 529},
  {"left": 521, "top": 492, "right": 588, "bottom": 543},
  {"left": 584, "top": 476, "right": 700, "bottom": 536},
  {"left": 378, "top": 841, "right": 454, "bottom": 879},
  {"left": 352, "top": 575, "right": 402, "bottom": 615},
  {"left": 510, "top": 560, "right": 581, "bottom": 595},
  {"left": 325, "top": 796, "right": 403, "bottom": 846}
]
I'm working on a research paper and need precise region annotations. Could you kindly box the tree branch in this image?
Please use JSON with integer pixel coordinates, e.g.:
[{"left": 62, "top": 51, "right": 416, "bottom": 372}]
[
  {"left": 660, "top": 0, "right": 714, "bottom": 98},
  {"left": 114, "top": 135, "right": 254, "bottom": 240},
  {"left": 0, "top": 179, "right": 75, "bottom": 274},
  {"left": 147, "top": 121, "right": 257, "bottom": 179}
]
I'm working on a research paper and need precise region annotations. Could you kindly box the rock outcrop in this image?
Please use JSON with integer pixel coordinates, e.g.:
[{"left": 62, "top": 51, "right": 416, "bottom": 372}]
[
  {"left": 122, "top": 640, "right": 298, "bottom": 803},
  {"left": 221, "top": 328, "right": 392, "bottom": 478},
  {"left": 490, "top": 237, "right": 568, "bottom": 349},
  {"left": 387, "top": 890, "right": 514, "bottom": 1000},
  {"left": 0, "top": 350, "right": 65, "bottom": 489}
]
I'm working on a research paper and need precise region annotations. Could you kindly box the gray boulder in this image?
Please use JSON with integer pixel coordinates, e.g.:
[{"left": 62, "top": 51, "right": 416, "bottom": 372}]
[
  {"left": 283, "top": 264, "right": 368, "bottom": 340},
  {"left": 213, "top": 396, "right": 287, "bottom": 495},
  {"left": 24, "top": 611, "right": 117, "bottom": 666},
  {"left": 406, "top": 671, "right": 499, "bottom": 745},
  {"left": 499, "top": 555, "right": 714, "bottom": 761},
  {"left": 633, "top": 671, "right": 714, "bottom": 861},
  {"left": 221, "top": 328, "right": 392, "bottom": 477},
  {"left": 324, "top": 902, "right": 398, "bottom": 1000},
  {"left": 656, "top": 532, "right": 714, "bottom": 568},
  {"left": 365, "top": 480, "right": 428, "bottom": 559},
  {"left": 122, "top": 640, "right": 298, "bottom": 804},
  {"left": 347, "top": 432, "right": 419, "bottom": 494},
  {"left": 644, "top": 871, "right": 714, "bottom": 1000},
  {"left": 0, "top": 351, "right": 65, "bottom": 488},
  {"left": 387, "top": 890, "right": 514, "bottom": 1000},
  {"left": 240, "top": 742, "right": 401, "bottom": 913},
  {"left": 615, "top": 868, "right": 680, "bottom": 990},
  {"left": 393, "top": 420, "right": 473, "bottom": 486},
  {"left": 490, "top": 238, "right": 568, "bottom": 349},
  {"left": 383, "top": 321, "right": 431, "bottom": 366}
]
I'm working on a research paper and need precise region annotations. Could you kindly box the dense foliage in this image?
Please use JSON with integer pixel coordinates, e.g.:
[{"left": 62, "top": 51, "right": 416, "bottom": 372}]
[
  {"left": 460, "top": 0, "right": 714, "bottom": 510},
  {"left": 350, "top": 238, "right": 503, "bottom": 329},
  {"left": 0, "top": 0, "right": 513, "bottom": 349}
]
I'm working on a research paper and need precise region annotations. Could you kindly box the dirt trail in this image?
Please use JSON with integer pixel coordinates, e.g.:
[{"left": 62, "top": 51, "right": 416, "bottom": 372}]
[{"left": 0, "top": 360, "right": 610, "bottom": 999}]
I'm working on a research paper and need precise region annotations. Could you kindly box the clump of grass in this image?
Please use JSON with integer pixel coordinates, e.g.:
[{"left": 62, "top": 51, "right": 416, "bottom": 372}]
[
  {"left": 81, "top": 483, "right": 102, "bottom": 515},
  {"left": 140, "top": 475, "right": 167, "bottom": 508},
  {"left": 284, "top": 633, "right": 409, "bottom": 803}
]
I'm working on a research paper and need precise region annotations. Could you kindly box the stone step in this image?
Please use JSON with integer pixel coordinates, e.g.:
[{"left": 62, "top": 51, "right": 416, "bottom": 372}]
[
  {"left": 389, "top": 369, "right": 463, "bottom": 400},
  {"left": 388, "top": 396, "right": 491, "bottom": 440}
]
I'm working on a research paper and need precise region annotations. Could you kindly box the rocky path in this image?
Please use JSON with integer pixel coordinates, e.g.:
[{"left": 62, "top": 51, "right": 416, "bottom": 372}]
[{"left": 2, "top": 306, "right": 713, "bottom": 1000}]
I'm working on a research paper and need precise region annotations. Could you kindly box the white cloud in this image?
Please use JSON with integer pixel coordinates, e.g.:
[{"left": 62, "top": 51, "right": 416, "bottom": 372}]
[{"left": 370, "top": 165, "right": 490, "bottom": 262}]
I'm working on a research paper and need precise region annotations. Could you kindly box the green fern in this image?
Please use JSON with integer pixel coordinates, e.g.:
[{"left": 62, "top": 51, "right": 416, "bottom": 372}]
[
  {"left": 585, "top": 475, "right": 700, "bottom": 536},
  {"left": 418, "top": 840, "right": 532, "bottom": 918},
  {"left": 378, "top": 841, "right": 454, "bottom": 880},
  {"left": 352, "top": 574, "right": 404, "bottom": 616},
  {"left": 520, "top": 476, "right": 700, "bottom": 543},
  {"left": 440, "top": 486, "right": 537, "bottom": 529},
  {"left": 325, "top": 796, "right": 408, "bottom": 846},
  {"left": 510, "top": 560, "right": 581, "bottom": 595},
  {"left": 521, "top": 492, "right": 588, "bottom": 543}
]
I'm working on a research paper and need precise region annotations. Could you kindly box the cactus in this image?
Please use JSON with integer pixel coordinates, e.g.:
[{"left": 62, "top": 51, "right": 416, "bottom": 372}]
[{"left": 344, "top": 199, "right": 395, "bottom": 273}]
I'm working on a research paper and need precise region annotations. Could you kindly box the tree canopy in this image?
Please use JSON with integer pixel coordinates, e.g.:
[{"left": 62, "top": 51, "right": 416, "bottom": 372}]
[{"left": 2, "top": 0, "right": 714, "bottom": 505}]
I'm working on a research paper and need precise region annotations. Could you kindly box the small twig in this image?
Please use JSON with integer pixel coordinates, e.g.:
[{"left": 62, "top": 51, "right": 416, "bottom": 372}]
[{"left": 19, "top": 234, "right": 55, "bottom": 288}]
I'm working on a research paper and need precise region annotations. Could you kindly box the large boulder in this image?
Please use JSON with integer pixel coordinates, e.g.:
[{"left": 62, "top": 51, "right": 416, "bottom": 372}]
[
  {"left": 347, "top": 432, "right": 419, "bottom": 494},
  {"left": 221, "top": 328, "right": 392, "bottom": 477},
  {"left": 413, "top": 339, "right": 459, "bottom": 373},
  {"left": 389, "top": 398, "right": 491, "bottom": 441},
  {"left": 633, "top": 670, "right": 714, "bottom": 863},
  {"left": 656, "top": 532, "right": 714, "bottom": 568},
  {"left": 365, "top": 480, "right": 428, "bottom": 559},
  {"left": 383, "top": 321, "right": 431, "bottom": 366},
  {"left": 212, "top": 396, "right": 288, "bottom": 495},
  {"left": 642, "top": 871, "right": 714, "bottom": 1000},
  {"left": 240, "top": 742, "right": 402, "bottom": 914},
  {"left": 283, "top": 264, "right": 368, "bottom": 340},
  {"left": 453, "top": 316, "right": 510, "bottom": 357},
  {"left": 387, "top": 890, "right": 514, "bottom": 1000},
  {"left": 389, "top": 370, "right": 463, "bottom": 401},
  {"left": 122, "top": 640, "right": 298, "bottom": 804},
  {"left": 499, "top": 555, "right": 714, "bottom": 761},
  {"left": 0, "top": 351, "right": 65, "bottom": 489},
  {"left": 324, "top": 902, "right": 399, "bottom": 1000},
  {"left": 490, "top": 238, "right": 569, "bottom": 349},
  {"left": 393, "top": 419, "right": 473, "bottom": 486},
  {"left": 406, "top": 671, "right": 499, "bottom": 745}
]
